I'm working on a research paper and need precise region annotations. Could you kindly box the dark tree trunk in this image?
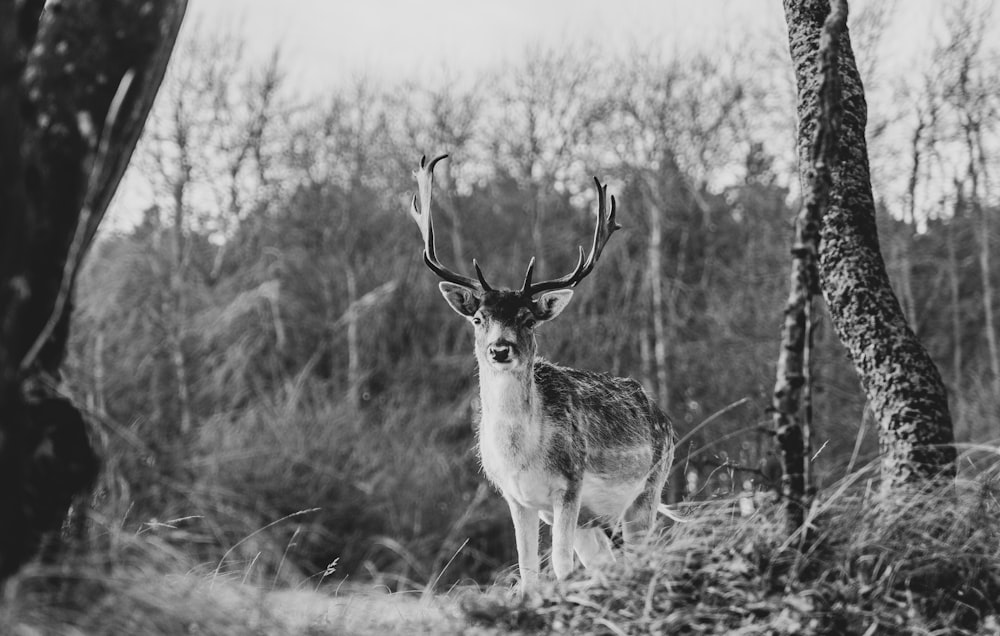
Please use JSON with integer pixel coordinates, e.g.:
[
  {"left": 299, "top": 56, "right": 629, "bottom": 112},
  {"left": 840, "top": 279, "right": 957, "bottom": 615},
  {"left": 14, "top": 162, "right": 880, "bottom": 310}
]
[
  {"left": 646, "top": 198, "right": 670, "bottom": 412},
  {"left": 345, "top": 267, "right": 361, "bottom": 410},
  {"left": 772, "top": 0, "right": 845, "bottom": 533},
  {"left": 948, "top": 187, "right": 963, "bottom": 392},
  {"left": 168, "top": 146, "right": 193, "bottom": 434},
  {"left": 783, "top": 0, "right": 955, "bottom": 489},
  {"left": 0, "top": 0, "right": 187, "bottom": 581}
]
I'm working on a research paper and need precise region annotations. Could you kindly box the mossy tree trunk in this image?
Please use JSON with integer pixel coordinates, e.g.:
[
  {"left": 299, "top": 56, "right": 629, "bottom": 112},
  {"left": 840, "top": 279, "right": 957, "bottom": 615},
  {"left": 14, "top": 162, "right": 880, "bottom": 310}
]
[
  {"left": 0, "top": 0, "right": 187, "bottom": 581},
  {"left": 782, "top": 0, "right": 956, "bottom": 490}
]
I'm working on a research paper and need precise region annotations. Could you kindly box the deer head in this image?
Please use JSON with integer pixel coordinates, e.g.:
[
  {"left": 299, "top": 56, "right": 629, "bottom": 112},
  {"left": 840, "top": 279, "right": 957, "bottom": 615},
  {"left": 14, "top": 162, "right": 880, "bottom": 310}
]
[{"left": 408, "top": 154, "right": 620, "bottom": 372}]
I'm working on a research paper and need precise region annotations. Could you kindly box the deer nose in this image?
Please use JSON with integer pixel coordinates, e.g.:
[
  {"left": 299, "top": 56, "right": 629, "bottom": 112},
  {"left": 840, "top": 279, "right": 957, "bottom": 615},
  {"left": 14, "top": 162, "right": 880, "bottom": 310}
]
[{"left": 489, "top": 342, "right": 513, "bottom": 363}]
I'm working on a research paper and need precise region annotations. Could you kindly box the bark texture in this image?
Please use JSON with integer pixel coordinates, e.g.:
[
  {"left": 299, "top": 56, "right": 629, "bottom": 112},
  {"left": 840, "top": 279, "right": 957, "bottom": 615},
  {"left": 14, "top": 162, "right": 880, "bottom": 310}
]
[
  {"left": 783, "top": 0, "right": 956, "bottom": 488},
  {"left": 0, "top": 0, "right": 187, "bottom": 580}
]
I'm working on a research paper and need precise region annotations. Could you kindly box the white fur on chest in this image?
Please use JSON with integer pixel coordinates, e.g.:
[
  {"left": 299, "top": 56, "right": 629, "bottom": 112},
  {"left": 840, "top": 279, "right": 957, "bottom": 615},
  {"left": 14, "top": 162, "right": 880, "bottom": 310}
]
[{"left": 478, "top": 412, "right": 563, "bottom": 510}]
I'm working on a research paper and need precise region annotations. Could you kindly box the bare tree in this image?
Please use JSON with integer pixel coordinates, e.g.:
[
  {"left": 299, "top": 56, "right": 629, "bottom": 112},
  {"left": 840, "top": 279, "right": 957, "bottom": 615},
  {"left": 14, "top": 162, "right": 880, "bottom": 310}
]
[
  {"left": 944, "top": 12, "right": 1000, "bottom": 396},
  {"left": 393, "top": 75, "right": 485, "bottom": 358},
  {"left": 947, "top": 185, "right": 964, "bottom": 392},
  {"left": 131, "top": 27, "right": 283, "bottom": 431},
  {"left": 491, "top": 46, "right": 599, "bottom": 275},
  {"left": 284, "top": 80, "right": 399, "bottom": 409},
  {"left": 894, "top": 97, "right": 929, "bottom": 328},
  {"left": 0, "top": 0, "right": 187, "bottom": 580},
  {"left": 396, "top": 73, "right": 484, "bottom": 269},
  {"left": 613, "top": 52, "right": 744, "bottom": 419},
  {"left": 783, "top": 0, "right": 955, "bottom": 490}
]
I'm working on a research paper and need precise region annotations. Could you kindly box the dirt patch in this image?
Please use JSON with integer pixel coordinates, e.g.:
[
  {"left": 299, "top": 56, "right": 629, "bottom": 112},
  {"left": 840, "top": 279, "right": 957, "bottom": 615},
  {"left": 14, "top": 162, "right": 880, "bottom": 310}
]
[{"left": 264, "top": 585, "right": 461, "bottom": 635}]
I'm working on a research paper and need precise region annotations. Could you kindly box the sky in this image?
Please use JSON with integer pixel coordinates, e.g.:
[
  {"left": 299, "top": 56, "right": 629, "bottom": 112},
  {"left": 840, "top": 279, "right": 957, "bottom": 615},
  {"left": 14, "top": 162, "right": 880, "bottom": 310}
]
[
  {"left": 107, "top": 0, "right": 987, "bottom": 232},
  {"left": 188, "top": 0, "right": 789, "bottom": 92},
  {"left": 176, "top": 1, "right": 968, "bottom": 111}
]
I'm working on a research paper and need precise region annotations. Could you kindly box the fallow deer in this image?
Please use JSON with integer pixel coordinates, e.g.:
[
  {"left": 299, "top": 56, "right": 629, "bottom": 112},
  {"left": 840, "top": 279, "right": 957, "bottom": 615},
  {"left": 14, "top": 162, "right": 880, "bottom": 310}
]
[{"left": 407, "top": 154, "right": 677, "bottom": 592}]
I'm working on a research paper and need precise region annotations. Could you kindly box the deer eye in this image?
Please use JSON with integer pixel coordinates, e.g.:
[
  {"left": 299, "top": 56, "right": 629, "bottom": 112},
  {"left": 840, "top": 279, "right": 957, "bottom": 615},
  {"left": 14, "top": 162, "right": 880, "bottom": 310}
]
[
  {"left": 523, "top": 317, "right": 537, "bottom": 329},
  {"left": 472, "top": 316, "right": 482, "bottom": 326}
]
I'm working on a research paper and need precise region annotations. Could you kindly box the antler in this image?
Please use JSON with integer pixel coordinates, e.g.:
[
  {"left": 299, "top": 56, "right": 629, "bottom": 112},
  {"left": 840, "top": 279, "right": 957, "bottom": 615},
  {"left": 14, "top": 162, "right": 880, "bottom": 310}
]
[
  {"left": 409, "top": 154, "right": 492, "bottom": 291},
  {"left": 522, "top": 177, "right": 621, "bottom": 297}
]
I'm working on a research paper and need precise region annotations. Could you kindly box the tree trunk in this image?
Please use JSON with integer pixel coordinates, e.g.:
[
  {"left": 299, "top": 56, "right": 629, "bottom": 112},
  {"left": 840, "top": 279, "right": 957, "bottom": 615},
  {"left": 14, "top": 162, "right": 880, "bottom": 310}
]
[
  {"left": 784, "top": 0, "right": 955, "bottom": 489},
  {"left": 150, "top": 315, "right": 165, "bottom": 425},
  {"left": 772, "top": 257, "right": 813, "bottom": 531},
  {"left": 639, "top": 324, "right": 654, "bottom": 397},
  {"left": 345, "top": 267, "right": 361, "bottom": 410},
  {"left": 895, "top": 115, "right": 924, "bottom": 329},
  {"left": 170, "top": 170, "right": 193, "bottom": 435},
  {"left": 437, "top": 165, "right": 469, "bottom": 270},
  {"left": 530, "top": 182, "right": 545, "bottom": 277},
  {"left": 966, "top": 126, "right": 1000, "bottom": 396},
  {"left": 890, "top": 238, "right": 916, "bottom": 330},
  {"left": 0, "top": 0, "right": 187, "bottom": 581},
  {"left": 647, "top": 200, "right": 671, "bottom": 411},
  {"left": 772, "top": 0, "right": 843, "bottom": 532},
  {"left": 947, "top": 189, "right": 963, "bottom": 393},
  {"left": 976, "top": 193, "right": 999, "bottom": 396}
]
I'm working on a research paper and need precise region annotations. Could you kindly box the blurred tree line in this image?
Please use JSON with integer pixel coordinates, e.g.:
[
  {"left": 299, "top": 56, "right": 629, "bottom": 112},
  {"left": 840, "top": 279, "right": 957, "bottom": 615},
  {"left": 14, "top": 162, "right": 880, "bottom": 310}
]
[{"left": 62, "top": 4, "right": 1000, "bottom": 588}]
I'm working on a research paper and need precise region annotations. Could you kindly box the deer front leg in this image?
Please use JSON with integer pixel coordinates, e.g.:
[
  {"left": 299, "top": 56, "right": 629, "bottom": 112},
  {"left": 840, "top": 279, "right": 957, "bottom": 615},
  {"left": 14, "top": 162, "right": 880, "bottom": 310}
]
[
  {"left": 551, "top": 483, "right": 582, "bottom": 580},
  {"left": 505, "top": 497, "right": 540, "bottom": 592}
]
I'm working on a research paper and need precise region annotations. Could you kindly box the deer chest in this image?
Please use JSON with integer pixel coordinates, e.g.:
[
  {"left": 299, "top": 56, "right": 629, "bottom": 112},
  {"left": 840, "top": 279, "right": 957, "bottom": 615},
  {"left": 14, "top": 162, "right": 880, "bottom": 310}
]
[{"left": 478, "top": 415, "right": 562, "bottom": 509}]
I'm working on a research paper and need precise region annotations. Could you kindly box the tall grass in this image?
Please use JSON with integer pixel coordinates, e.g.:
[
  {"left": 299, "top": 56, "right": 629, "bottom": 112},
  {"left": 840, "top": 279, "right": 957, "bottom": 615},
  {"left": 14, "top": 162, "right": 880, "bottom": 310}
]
[
  {"left": 14, "top": 354, "right": 1000, "bottom": 635},
  {"left": 192, "top": 376, "right": 510, "bottom": 588},
  {"left": 0, "top": 510, "right": 460, "bottom": 635},
  {"left": 0, "top": 518, "right": 291, "bottom": 635},
  {"left": 6, "top": 417, "right": 1000, "bottom": 635},
  {"left": 463, "top": 448, "right": 1000, "bottom": 635},
  {"left": 70, "top": 366, "right": 509, "bottom": 593}
]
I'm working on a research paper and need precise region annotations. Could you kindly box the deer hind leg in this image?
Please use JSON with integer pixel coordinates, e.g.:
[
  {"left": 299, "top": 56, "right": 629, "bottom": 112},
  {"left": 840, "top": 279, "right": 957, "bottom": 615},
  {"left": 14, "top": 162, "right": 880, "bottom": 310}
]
[
  {"left": 622, "top": 470, "right": 669, "bottom": 549},
  {"left": 622, "top": 490, "right": 657, "bottom": 548},
  {"left": 573, "top": 526, "right": 614, "bottom": 570}
]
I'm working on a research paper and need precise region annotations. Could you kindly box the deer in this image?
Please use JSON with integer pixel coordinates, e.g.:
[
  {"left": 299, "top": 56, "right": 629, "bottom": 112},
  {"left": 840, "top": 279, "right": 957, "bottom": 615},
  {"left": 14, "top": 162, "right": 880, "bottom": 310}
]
[{"left": 407, "top": 154, "right": 678, "bottom": 593}]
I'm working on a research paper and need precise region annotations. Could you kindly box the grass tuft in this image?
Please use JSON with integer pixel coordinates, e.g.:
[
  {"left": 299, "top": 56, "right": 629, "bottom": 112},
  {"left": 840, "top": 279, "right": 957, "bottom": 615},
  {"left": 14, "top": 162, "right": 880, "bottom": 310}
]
[
  {"left": 462, "top": 456, "right": 1000, "bottom": 635},
  {"left": 0, "top": 514, "right": 461, "bottom": 635},
  {"left": 0, "top": 532, "right": 289, "bottom": 635}
]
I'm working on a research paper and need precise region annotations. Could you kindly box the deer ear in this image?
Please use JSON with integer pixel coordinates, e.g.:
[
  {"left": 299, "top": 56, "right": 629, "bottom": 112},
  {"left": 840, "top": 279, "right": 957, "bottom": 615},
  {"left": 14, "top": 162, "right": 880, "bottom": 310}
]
[
  {"left": 533, "top": 289, "right": 574, "bottom": 322},
  {"left": 439, "top": 282, "right": 480, "bottom": 317}
]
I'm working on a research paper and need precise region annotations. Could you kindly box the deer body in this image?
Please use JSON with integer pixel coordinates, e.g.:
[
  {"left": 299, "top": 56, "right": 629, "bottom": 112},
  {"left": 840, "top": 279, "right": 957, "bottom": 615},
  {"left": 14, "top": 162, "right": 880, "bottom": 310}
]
[
  {"left": 408, "top": 154, "right": 676, "bottom": 591},
  {"left": 478, "top": 359, "right": 671, "bottom": 519}
]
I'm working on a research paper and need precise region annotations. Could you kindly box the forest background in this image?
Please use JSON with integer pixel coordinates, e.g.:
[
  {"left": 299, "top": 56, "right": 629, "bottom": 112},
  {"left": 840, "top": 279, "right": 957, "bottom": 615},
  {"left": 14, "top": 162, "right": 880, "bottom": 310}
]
[{"left": 62, "top": 0, "right": 1000, "bottom": 589}]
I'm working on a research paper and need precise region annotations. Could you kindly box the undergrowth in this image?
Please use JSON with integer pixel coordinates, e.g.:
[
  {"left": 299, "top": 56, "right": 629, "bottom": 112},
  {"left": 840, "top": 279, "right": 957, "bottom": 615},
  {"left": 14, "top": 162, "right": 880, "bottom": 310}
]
[
  {"left": 82, "top": 368, "right": 508, "bottom": 592},
  {"left": 7, "top": 400, "right": 1000, "bottom": 636},
  {"left": 0, "top": 526, "right": 291, "bottom": 635},
  {"left": 463, "top": 451, "right": 1000, "bottom": 635},
  {"left": 0, "top": 521, "right": 460, "bottom": 636},
  {"left": 4, "top": 451, "right": 1000, "bottom": 635}
]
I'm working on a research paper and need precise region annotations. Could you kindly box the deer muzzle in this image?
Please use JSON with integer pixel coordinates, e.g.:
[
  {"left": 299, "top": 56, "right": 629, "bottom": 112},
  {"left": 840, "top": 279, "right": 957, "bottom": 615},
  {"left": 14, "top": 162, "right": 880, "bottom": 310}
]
[{"left": 487, "top": 340, "right": 517, "bottom": 366}]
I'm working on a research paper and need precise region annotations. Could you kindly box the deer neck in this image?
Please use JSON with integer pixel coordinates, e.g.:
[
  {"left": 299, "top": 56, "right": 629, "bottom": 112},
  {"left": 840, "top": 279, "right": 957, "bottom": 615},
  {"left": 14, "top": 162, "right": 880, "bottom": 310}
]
[{"left": 477, "top": 361, "right": 538, "bottom": 424}]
